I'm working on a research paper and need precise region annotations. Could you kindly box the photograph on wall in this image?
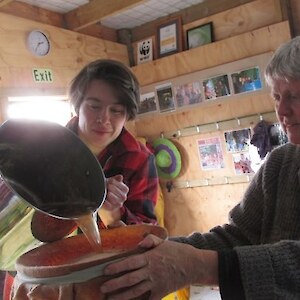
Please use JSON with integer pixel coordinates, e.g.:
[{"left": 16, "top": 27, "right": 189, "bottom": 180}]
[
  {"left": 138, "top": 91, "right": 157, "bottom": 115},
  {"left": 137, "top": 38, "right": 153, "bottom": 65},
  {"left": 156, "top": 83, "right": 176, "bottom": 113},
  {"left": 232, "top": 152, "right": 254, "bottom": 175},
  {"left": 197, "top": 137, "right": 225, "bottom": 170},
  {"left": 186, "top": 22, "right": 213, "bottom": 50},
  {"left": 203, "top": 74, "right": 231, "bottom": 100},
  {"left": 224, "top": 128, "right": 251, "bottom": 153},
  {"left": 174, "top": 81, "right": 203, "bottom": 107},
  {"left": 231, "top": 66, "right": 262, "bottom": 94}
]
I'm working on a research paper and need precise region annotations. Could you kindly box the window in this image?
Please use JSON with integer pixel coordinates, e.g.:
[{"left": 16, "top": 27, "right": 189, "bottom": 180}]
[{"left": 7, "top": 96, "right": 72, "bottom": 126}]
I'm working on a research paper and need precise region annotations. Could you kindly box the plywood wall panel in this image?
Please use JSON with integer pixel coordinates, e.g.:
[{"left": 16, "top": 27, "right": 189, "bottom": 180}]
[
  {"left": 183, "top": 0, "right": 282, "bottom": 43},
  {"left": 0, "top": 12, "right": 128, "bottom": 89},
  {"left": 135, "top": 92, "right": 275, "bottom": 140},
  {"left": 163, "top": 183, "right": 249, "bottom": 236},
  {"left": 132, "top": 21, "right": 290, "bottom": 86},
  {"left": 0, "top": 1, "right": 64, "bottom": 27},
  {"left": 132, "top": 0, "right": 283, "bottom": 65}
]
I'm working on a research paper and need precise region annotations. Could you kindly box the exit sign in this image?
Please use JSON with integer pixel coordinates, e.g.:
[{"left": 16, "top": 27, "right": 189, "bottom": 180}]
[{"left": 32, "top": 68, "right": 54, "bottom": 83}]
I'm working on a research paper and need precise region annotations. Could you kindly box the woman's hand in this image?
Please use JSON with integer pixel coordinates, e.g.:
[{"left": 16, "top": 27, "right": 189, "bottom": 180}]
[
  {"left": 99, "top": 175, "right": 129, "bottom": 226},
  {"left": 100, "top": 235, "right": 219, "bottom": 300}
]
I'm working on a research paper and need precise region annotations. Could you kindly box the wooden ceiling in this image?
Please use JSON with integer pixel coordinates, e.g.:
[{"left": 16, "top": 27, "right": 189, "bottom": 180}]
[
  {"left": 0, "top": 0, "right": 151, "bottom": 30},
  {"left": 0, "top": 0, "right": 277, "bottom": 43},
  {"left": 0, "top": 0, "right": 149, "bottom": 39}
]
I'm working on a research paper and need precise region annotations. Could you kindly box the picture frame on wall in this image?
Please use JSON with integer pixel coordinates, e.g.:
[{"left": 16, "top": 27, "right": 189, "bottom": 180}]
[
  {"left": 224, "top": 128, "right": 251, "bottom": 153},
  {"left": 232, "top": 152, "right": 254, "bottom": 175},
  {"left": 203, "top": 74, "right": 231, "bottom": 100},
  {"left": 137, "top": 38, "right": 153, "bottom": 65},
  {"left": 156, "top": 83, "right": 175, "bottom": 113},
  {"left": 197, "top": 137, "right": 225, "bottom": 170},
  {"left": 138, "top": 91, "right": 157, "bottom": 115},
  {"left": 186, "top": 22, "right": 213, "bottom": 50},
  {"left": 231, "top": 66, "right": 262, "bottom": 94},
  {"left": 174, "top": 81, "right": 203, "bottom": 108},
  {"left": 156, "top": 17, "right": 182, "bottom": 58}
]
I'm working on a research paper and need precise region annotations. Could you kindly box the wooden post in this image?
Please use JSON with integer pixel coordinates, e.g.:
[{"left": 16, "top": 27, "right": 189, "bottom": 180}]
[{"left": 118, "top": 28, "right": 135, "bottom": 66}]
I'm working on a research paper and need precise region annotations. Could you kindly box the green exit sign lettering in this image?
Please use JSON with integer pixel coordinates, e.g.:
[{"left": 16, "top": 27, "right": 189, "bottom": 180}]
[{"left": 32, "top": 68, "right": 54, "bottom": 83}]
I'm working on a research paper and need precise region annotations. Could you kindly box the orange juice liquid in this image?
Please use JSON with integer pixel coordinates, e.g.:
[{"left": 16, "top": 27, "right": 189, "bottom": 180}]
[{"left": 75, "top": 212, "right": 102, "bottom": 252}]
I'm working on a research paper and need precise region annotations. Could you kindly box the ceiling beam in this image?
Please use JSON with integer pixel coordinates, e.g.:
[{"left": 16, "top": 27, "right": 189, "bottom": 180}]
[
  {"left": 0, "top": 0, "right": 14, "bottom": 8},
  {"left": 0, "top": 1, "right": 64, "bottom": 27},
  {"left": 64, "top": 0, "right": 146, "bottom": 31}
]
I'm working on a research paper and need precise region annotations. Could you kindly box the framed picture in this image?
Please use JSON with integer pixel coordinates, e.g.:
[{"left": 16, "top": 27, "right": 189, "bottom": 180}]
[
  {"left": 203, "top": 74, "right": 231, "bottom": 100},
  {"left": 224, "top": 128, "right": 251, "bottom": 153},
  {"left": 137, "top": 38, "right": 153, "bottom": 65},
  {"left": 155, "top": 83, "right": 175, "bottom": 113},
  {"left": 197, "top": 137, "right": 225, "bottom": 170},
  {"left": 174, "top": 81, "right": 203, "bottom": 107},
  {"left": 232, "top": 152, "right": 254, "bottom": 175},
  {"left": 231, "top": 66, "right": 262, "bottom": 94},
  {"left": 156, "top": 17, "right": 182, "bottom": 58},
  {"left": 138, "top": 92, "right": 157, "bottom": 115},
  {"left": 187, "top": 22, "right": 213, "bottom": 50}
]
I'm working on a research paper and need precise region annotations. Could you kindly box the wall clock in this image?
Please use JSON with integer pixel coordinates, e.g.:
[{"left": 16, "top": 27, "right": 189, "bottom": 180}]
[{"left": 27, "top": 30, "right": 50, "bottom": 57}]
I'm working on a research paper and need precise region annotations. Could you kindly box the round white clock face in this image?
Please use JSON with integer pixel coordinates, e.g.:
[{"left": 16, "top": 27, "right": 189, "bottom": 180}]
[{"left": 27, "top": 30, "right": 50, "bottom": 56}]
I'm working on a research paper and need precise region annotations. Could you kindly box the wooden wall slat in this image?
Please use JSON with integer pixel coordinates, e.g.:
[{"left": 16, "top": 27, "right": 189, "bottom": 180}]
[
  {"left": 131, "top": 3, "right": 291, "bottom": 236},
  {"left": 0, "top": 12, "right": 128, "bottom": 89},
  {"left": 163, "top": 183, "right": 250, "bottom": 236},
  {"left": 0, "top": 1, "right": 64, "bottom": 27},
  {"left": 132, "top": 0, "right": 283, "bottom": 66},
  {"left": 183, "top": 0, "right": 283, "bottom": 43},
  {"left": 132, "top": 21, "right": 291, "bottom": 86},
  {"left": 135, "top": 52, "right": 276, "bottom": 139}
]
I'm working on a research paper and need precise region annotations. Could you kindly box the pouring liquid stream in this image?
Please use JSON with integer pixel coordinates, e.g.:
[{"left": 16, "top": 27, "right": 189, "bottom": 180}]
[{"left": 75, "top": 212, "right": 102, "bottom": 252}]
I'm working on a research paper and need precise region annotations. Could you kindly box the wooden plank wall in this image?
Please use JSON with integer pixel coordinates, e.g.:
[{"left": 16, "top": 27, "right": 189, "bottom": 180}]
[
  {"left": 0, "top": 12, "right": 128, "bottom": 90},
  {"left": 130, "top": 0, "right": 292, "bottom": 236},
  {"left": 0, "top": 11, "right": 133, "bottom": 135},
  {"left": 136, "top": 52, "right": 278, "bottom": 139},
  {"left": 132, "top": 0, "right": 283, "bottom": 67}
]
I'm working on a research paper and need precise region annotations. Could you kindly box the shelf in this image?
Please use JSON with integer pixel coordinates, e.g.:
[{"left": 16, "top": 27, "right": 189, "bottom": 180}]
[{"left": 132, "top": 21, "right": 291, "bottom": 86}]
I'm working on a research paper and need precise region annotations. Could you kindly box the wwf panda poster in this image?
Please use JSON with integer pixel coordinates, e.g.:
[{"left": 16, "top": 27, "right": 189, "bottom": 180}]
[{"left": 137, "top": 38, "right": 153, "bottom": 65}]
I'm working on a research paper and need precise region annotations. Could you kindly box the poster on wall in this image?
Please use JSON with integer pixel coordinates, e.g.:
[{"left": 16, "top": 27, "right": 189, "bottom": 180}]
[
  {"left": 203, "top": 74, "right": 231, "bottom": 100},
  {"left": 155, "top": 83, "right": 176, "bottom": 113},
  {"left": 137, "top": 38, "right": 153, "bottom": 65},
  {"left": 174, "top": 81, "right": 203, "bottom": 108},
  {"left": 197, "top": 137, "right": 225, "bottom": 170},
  {"left": 138, "top": 92, "right": 157, "bottom": 115},
  {"left": 231, "top": 66, "right": 262, "bottom": 94},
  {"left": 232, "top": 152, "right": 254, "bottom": 175},
  {"left": 224, "top": 128, "right": 251, "bottom": 153}
]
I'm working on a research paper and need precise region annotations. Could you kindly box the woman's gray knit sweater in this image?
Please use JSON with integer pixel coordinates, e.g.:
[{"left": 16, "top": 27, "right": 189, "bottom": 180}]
[{"left": 172, "top": 143, "right": 300, "bottom": 299}]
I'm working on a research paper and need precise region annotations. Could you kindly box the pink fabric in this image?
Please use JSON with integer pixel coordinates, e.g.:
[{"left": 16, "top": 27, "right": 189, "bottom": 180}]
[{"left": 3, "top": 272, "right": 14, "bottom": 300}]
